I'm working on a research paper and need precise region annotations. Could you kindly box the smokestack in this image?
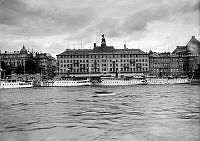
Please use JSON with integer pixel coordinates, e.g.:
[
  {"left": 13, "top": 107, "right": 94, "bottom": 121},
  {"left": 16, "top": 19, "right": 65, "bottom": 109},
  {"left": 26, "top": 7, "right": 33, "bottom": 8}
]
[
  {"left": 124, "top": 44, "right": 126, "bottom": 49},
  {"left": 94, "top": 43, "right": 96, "bottom": 47}
]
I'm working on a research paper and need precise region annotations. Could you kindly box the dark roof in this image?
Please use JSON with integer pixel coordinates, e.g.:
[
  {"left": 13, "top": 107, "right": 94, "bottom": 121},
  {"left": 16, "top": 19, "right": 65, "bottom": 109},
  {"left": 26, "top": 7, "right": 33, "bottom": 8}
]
[
  {"left": 172, "top": 36, "right": 200, "bottom": 55},
  {"left": 47, "top": 55, "right": 56, "bottom": 60},
  {"left": 92, "top": 46, "right": 115, "bottom": 53},
  {"left": 114, "top": 49, "right": 147, "bottom": 54},
  {"left": 187, "top": 36, "right": 200, "bottom": 47},
  {"left": 57, "top": 49, "right": 92, "bottom": 56},
  {"left": 57, "top": 47, "right": 147, "bottom": 56},
  {"left": 20, "top": 45, "right": 28, "bottom": 54},
  {"left": 172, "top": 46, "right": 187, "bottom": 54}
]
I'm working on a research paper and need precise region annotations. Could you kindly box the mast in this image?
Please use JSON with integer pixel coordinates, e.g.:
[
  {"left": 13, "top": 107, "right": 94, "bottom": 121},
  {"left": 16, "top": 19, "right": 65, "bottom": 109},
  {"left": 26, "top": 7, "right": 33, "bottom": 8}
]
[
  {"left": 88, "top": 53, "right": 91, "bottom": 80},
  {"left": 24, "top": 58, "right": 25, "bottom": 75},
  {"left": 0, "top": 54, "right": 1, "bottom": 79}
]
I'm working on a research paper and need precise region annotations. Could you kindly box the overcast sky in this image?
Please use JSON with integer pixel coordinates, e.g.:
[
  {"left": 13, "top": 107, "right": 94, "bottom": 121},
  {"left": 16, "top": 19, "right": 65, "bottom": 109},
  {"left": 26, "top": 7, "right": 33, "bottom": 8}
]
[{"left": 0, "top": 0, "right": 199, "bottom": 57}]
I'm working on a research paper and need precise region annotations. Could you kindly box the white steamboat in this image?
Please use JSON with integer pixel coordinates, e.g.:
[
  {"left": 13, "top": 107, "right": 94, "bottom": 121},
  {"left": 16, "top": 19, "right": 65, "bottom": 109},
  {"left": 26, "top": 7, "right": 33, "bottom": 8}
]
[
  {"left": 41, "top": 78, "right": 91, "bottom": 87},
  {"left": 92, "top": 75, "right": 147, "bottom": 86},
  {"left": 0, "top": 79, "right": 33, "bottom": 89},
  {"left": 146, "top": 76, "right": 190, "bottom": 85}
]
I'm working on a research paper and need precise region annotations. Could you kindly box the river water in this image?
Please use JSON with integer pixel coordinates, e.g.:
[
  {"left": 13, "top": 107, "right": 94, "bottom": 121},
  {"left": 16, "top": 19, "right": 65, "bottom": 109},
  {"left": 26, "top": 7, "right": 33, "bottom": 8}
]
[{"left": 0, "top": 85, "right": 199, "bottom": 141}]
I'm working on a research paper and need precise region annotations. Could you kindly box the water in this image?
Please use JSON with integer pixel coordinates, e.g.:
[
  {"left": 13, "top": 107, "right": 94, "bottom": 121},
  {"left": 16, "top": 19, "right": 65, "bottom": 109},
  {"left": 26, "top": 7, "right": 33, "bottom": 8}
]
[{"left": 0, "top": 85, "right": 199, "bottom": 141}]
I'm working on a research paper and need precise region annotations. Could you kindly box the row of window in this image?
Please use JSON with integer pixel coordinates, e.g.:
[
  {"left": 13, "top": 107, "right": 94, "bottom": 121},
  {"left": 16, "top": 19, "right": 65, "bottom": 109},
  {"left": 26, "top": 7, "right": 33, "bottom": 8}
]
[
  {"left": 60, "top": 63, "right": 149, "bottom": 68},
  {"left": 152, "top": 58, "right": 183, "bottom": 63},
  {"left": 90, "top": 54, "right": 148, "bottom": 58},
  {"left": 59, "top": 60, "right": 88, "bottom": 63},
  {"left": 59, "top": 67, "right": 148, "bottom": 73},
  {"left": 58, "top": 54, "right": 148, "bottom": 59},
  {"left": 153, "top": 64, "right": 183, "bottom": 67},
  {"left": 152, "top": 68, "right": 182, "bottom": 71},
  {"left": 59, "top": 58, "right": 148, "bottom": 63},
  {"left": 91, "top": 63, "right": 148, "bottom": 67},
  {"left": 60, "top": 64, "right": 89, "bottom": 68}
]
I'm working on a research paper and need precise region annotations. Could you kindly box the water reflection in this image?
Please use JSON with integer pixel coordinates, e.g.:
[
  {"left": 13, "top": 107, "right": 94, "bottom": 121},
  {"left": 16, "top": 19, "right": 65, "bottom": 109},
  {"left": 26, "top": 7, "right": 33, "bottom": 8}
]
[{"left": 0, "top": 85, "right": 199, "bottom": 141}]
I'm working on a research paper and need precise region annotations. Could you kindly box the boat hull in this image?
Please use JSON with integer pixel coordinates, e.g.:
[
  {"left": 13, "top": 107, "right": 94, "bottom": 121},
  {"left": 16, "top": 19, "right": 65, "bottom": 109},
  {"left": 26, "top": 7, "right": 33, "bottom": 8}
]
[
  {"left": 146, "top": 78, "right": 190, "bottom": 85},
  {"left": 93, "top": 79, "right": 147, "bottom": 86},
  {"left": 0, "top": 81, "right": 33, "bottom": 88},
  {"left": 41, "top": 80, "right": 91, "bottom": 87}
]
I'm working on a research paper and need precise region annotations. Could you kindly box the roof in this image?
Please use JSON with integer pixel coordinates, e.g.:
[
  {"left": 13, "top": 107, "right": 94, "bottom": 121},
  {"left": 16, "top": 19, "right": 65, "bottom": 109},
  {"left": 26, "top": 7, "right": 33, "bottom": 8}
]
[
  {"left": 186, "top": 36, "right": 200, "bottom": 54},
  {"left": 172, "top": 46, "right": 187, "bottom": 54},
  {"left": 187, "top": 36, "right": 200, "bottom": 47},
  {"left": 20, "top": 45, "right": 28, "bottom": 54},
  {"left": 57, "top": 48, "right": 147, "bottom": 56},
  {"left": 92, "top": 46, "right": 115, "bottom": 53},
  {"left": 57, "top": 49, "right": 92, "bottom": 56},
  {"left": 114, "top": 49, "right": 147, "bottom": 54}
]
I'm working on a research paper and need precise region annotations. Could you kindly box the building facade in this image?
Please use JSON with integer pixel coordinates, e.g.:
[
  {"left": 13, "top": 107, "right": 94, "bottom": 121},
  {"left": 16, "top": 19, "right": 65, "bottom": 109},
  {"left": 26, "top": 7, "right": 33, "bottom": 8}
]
[
  {"left": 0, "top": 45, "right": 56, "bottom": 79},
  {"left": 0, "top": 45, "right": 31, "bottom": 75},
  {"left": 149, "top": 52, "right": 185, "bottom": 77},
  {"left": 149, "top": 36, "right": 200, "bottom": 77},
  {"left": 57, "top": 35, "right": 149, "bottom": 76},
  {"left": 34, "top": 53, "right": 57, "bottom": 79},
  {"left": 172, "top": 36, "right": 200, "bottom": 77}
]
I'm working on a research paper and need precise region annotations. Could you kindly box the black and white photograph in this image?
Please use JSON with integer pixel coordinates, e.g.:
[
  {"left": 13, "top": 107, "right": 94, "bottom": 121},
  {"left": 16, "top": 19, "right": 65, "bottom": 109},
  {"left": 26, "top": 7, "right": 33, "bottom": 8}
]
[{"left": 0, "top": 0, "right": 200, "bottom": 140}]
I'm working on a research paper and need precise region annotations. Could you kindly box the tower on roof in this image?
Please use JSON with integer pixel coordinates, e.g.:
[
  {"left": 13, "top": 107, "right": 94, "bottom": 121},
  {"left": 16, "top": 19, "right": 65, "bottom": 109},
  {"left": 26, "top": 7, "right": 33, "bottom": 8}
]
[
  {"left": 101, "top": 34, "right": 106, "bottom": 47},
  {"left": 20, "top": 44, "right": 28, "bottom": 54}
]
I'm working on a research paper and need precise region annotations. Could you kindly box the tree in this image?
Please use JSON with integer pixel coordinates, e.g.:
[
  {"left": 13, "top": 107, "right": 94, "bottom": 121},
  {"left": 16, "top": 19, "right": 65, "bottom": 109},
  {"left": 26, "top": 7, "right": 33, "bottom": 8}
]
[
  {"left": 26, "top": 59, "right": 37, "bottom": 74},
  {"left": 1, "top": 61, "right": 11, "bottom": 78}
]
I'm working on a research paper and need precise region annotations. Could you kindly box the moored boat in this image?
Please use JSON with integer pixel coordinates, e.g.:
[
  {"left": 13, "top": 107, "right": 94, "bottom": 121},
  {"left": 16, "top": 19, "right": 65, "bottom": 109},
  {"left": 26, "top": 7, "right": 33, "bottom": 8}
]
[
  {"left": 146, "top": 76, "right": 190, "bottom": 85},
  {"left": 0, "top": 79, "right": 33, "bottom": 88},
  {"left": 41, "top": 77, "right": 91, "bottom": 87},
  {"left": 92, "top": 75, "right": 147, "bottom": 86},
  {"left": 190, "top": 79, "right": 200, "bottom": 85}
]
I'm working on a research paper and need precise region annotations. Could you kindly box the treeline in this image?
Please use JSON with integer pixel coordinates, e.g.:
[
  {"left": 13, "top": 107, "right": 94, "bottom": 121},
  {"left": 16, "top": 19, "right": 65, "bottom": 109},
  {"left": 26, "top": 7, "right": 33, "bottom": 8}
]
[{"left": 0, "top": 59, "right": 56, "bottom": 79}]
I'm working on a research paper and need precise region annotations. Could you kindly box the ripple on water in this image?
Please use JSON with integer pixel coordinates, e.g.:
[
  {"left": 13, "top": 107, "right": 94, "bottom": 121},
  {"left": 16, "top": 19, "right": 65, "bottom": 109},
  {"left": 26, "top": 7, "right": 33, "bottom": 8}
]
[{"left": 0, "top": 85, "right": 199, "bottom": 141}]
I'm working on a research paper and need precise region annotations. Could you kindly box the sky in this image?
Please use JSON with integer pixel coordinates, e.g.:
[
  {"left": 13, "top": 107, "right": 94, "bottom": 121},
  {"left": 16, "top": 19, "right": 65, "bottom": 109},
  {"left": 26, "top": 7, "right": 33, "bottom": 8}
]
[{"left": 0, "top": 0, "right": 199, "bottom": 57}]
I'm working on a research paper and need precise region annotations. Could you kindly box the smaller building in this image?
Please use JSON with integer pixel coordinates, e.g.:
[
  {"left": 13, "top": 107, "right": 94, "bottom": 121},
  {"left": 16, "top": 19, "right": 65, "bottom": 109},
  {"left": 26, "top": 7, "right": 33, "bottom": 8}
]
[
  {"left": 149, "top": 51, "right": 184, "bottom": 77},
  {"left": 0, "top": 45, "right": 30, "bottom": 76},
  {"left": 0, "top": 45, "right": 56, "bottom": 79},
  {"left": 173, "top": 36, "right": 200, "bottom": 77},
  {"left": 34, "top": 53, "right": 57, "bottom": 79}
]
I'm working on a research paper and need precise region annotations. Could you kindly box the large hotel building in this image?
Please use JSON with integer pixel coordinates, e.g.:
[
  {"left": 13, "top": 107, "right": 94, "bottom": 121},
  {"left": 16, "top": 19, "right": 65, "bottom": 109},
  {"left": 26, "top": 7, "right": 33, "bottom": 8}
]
[{"left": 57, "top": 35, "right": 149, "bottom": 76}]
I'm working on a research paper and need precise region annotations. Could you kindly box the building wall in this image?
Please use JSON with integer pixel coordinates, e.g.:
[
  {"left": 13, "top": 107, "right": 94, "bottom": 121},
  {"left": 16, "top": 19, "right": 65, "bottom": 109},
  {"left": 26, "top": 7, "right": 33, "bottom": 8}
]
[
  {"left": 149, "top": 52, "right": 185, "bottom": 77},
  {"left": 0, "top": 52, "right": 30, "bottom": 74},
  {"left": 172, "top": 36, "right": 200, "bottom": 77},
  {"left": 0, "top": 46, "right": 56, "bottom": 79},
  {"left": 57, "top": 49, "right": 149, "bottom": 74},
  {"left": 89, "top": 53, "right": 149, "bottom": 74}
]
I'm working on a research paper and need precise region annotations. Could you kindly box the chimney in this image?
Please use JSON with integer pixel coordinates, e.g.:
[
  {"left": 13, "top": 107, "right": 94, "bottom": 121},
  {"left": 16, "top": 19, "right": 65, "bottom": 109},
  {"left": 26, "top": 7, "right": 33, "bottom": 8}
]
[
  {"left": 124, "top": 44, "right": 126, "bottom": 49},
  {"left": 192, "top": 36, "right": 195, "bottom": 39},
  {"left": 94, "top": 43, "right": 96, "bottom": 47}
]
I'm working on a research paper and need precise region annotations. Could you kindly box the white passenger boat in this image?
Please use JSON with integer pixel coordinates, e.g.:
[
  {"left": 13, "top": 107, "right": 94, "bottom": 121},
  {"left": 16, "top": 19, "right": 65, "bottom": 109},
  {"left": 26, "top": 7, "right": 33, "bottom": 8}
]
[
  {"left": 0, "top": 79, "right": 33, "bottom": 88},
  {"left": 41, "top": 78, "right": 91, "bottom": 87},
  {"left": 92, "top": 76, "right": 147, "bottom": 86},
  {"left": 146, "top": 76, "right": 190, "bottom": 85}
]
